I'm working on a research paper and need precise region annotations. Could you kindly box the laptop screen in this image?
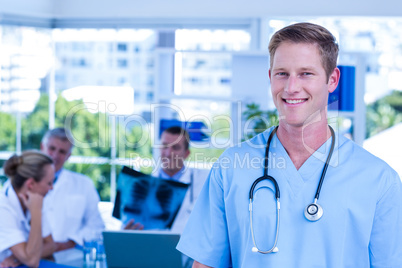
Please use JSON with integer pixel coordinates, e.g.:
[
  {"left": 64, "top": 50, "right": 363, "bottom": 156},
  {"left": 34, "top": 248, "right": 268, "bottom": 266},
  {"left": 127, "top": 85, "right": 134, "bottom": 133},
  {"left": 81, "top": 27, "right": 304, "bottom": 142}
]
[{"left": 103, "top": 230, "right": 182, "bottom": 268}]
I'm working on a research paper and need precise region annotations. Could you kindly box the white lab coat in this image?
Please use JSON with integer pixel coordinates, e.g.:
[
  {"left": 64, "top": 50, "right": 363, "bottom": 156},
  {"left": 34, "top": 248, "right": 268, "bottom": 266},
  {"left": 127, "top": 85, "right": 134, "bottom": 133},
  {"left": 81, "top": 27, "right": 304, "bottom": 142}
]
[
  {"left": 0, "top": 185, "right": 51, "bottom": 262},
  {"left": 153, "top": 166, "right": 210, "bottom": 233},
  {"left": 43, "top": 169, "right": 105, "bottom": 245}
]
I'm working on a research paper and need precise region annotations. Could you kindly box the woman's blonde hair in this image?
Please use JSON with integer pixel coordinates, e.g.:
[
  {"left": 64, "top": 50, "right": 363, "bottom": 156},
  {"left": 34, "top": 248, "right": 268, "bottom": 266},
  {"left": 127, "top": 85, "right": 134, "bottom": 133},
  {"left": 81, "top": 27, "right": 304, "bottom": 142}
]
[{"left": 3, "top": 150, "right": 53, "bottom": 190}]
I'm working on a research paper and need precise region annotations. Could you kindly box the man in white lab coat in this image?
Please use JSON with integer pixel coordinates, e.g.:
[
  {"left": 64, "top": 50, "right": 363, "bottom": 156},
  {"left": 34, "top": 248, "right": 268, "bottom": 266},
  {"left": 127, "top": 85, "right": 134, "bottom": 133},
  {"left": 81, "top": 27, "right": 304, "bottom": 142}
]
[
  {"left": 41, "top": 128, "right": 104, "bottom": 251},
  {"left": 126, "top": 126, "right": 209, "bottom": 233},
  {"left": 154, "top": 126, "right": 209, "bottom": 233}
]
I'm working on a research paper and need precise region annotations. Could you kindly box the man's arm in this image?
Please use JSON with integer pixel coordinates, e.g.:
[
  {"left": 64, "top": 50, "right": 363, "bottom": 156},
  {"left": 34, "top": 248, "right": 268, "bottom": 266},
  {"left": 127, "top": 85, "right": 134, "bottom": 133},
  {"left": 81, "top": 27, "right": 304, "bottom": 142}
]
[
  {"left": 193, "top": 261, "right": 212, "bottom": 268},
  {"left": 177, "top": 162, "right": 232, "bottom": 267},
  {"left": 369, "top": 173, "right": 402, "bottom": 266},
  {"left": 42, "top": 235, "right": 57, "bottom": 257},
  {"left": 55, "top": 240, "right": 76, "bottom": 252},
  {"left": 72, "top": 181, "right": 105, "bottom": 244}
]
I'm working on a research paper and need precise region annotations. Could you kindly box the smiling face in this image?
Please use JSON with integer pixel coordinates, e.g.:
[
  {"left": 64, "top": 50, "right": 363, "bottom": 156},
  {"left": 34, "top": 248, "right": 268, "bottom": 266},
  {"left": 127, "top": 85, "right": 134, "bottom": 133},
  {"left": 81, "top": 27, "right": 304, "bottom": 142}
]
[
  {"left": 160, "top": 132, "right": 190, "bottom": 176},
  {"left": 269, "top": 42, "right": 339, "bottom": 128},
  {"left": 41, "top": 137, "right": 72, "bottom": 172}
]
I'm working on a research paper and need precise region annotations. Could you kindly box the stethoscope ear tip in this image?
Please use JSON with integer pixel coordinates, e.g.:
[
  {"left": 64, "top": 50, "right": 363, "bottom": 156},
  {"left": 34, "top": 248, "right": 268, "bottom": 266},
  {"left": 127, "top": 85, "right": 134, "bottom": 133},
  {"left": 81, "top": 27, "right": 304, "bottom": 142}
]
[
  {"left": 273, "top": 247, "right": 279, "bottom": 253},
  {"left": 252, "top": 247, "right": 258, "bottom": 252}
]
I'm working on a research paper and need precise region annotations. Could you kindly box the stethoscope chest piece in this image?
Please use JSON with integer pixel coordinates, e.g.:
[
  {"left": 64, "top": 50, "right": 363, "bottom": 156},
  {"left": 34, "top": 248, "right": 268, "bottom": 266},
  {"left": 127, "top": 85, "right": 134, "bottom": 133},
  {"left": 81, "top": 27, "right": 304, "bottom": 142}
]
[
  {"left": 304, "top": 202, "right": 323, "bottom": 221},
  {"left": 249, "top": 125, "right": 335, "bottom": 253}
]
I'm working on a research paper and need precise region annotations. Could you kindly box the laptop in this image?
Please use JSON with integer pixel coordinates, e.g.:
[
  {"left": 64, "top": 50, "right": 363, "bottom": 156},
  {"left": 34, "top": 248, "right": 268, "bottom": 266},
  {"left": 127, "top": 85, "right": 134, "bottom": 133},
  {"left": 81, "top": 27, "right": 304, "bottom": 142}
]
[{"left": 103, "top": 230, "right": 182, "bottom": 268}]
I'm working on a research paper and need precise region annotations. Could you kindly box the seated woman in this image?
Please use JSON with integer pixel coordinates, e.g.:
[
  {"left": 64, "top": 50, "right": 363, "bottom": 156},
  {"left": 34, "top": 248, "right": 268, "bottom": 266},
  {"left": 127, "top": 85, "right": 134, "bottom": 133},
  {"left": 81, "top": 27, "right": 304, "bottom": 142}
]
[{"left": 0, "top": 150, "right": 57, "bottom": 267}]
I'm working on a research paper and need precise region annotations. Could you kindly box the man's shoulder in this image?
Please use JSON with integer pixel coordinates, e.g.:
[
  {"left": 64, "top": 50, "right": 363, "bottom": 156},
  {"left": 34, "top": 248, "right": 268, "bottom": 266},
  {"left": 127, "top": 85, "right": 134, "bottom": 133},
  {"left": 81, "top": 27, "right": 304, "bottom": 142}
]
[
  {"left": 339, "top": 135, "right": 399, "bottom": 177},
  {"left": 339, "top": 135, "right": 382, "bottom": 163},
  {"left": 186, "top": 166, "right": 210, "bottom": 178},
  {"left": 60, "top": 169, "right": 93, "bottom": 184},
  {"left": 219, "top": 129, "right": 270, "bottom": 160}
]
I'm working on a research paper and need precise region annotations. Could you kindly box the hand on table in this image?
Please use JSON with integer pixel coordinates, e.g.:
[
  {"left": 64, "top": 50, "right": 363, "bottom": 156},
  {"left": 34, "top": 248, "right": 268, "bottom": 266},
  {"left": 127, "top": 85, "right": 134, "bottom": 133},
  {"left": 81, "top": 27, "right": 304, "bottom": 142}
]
[
  {"left": 55, "top": 240, "right": 76, "bottom": 252},
  {"left": 0, "top": 255, "right": 21, "bottom": 268}
]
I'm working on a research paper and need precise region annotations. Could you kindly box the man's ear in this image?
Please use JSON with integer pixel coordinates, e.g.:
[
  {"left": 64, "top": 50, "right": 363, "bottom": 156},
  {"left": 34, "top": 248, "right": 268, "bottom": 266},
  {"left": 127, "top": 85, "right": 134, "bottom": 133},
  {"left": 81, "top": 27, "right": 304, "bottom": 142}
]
[
  {"left": 65, "top": 151, "right": 72, "bottom": 161},
  {"left": 328, "top": 67, "right": 340, "bottom": 93},
  {"left": 40, "top": 142, "right": 44, "bottom": 151},
  {"left": 184, "top": 149, "right": 190, "bottom": 160}
]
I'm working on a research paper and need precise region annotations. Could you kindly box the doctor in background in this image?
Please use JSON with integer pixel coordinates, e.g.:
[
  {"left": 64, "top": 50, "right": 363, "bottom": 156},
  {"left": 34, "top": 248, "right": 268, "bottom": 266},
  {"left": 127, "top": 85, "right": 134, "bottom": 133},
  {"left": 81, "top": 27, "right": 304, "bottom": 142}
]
[
  {"left": 126, "top": 126, "right": 209, "bottom": 233},
  {"left": 41, "top": 128, "right": 105, "bottom": 251},
  {"left": 0, "top": 150, "right": 56, "bottom": 267}
]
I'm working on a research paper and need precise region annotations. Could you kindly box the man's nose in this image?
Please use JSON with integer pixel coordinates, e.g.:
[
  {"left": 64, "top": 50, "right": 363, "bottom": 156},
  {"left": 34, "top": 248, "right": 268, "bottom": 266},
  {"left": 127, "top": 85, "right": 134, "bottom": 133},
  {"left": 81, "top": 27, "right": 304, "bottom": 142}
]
[
  {"left": 52, "top": 151, "right": 61, "bottom": 159},
  {"left": 161, "top": 147, "right": 172, "bottom": 155},
  {"left": 284, "top": 75, "right": 301, "bottom": 94},
  {"left": 167, "top": 147, "right": 175, "bottom": 155}
]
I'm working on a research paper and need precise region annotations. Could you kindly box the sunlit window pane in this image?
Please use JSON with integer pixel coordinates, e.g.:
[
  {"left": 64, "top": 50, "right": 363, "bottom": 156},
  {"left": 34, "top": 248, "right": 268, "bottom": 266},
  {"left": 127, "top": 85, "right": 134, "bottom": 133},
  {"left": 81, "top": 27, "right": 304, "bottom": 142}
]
[{"left": 0, "top": 26, "right": 52, "bottom": 152}]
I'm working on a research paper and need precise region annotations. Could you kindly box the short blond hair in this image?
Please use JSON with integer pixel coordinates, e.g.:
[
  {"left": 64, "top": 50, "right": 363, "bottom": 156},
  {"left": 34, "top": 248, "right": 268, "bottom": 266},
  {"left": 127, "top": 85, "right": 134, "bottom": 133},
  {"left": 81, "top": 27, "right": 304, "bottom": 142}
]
[{"left": 269, "top": 22, "right": 339, "bottom": 81}]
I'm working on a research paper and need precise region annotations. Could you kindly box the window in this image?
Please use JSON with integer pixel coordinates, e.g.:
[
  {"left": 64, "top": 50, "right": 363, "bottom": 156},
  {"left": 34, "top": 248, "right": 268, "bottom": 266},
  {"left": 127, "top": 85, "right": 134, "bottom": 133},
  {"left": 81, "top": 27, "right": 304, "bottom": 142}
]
[
  {"left": 117, "top": 59, "right": 128, "bottom": 68},
  {"left": 3, "top": 17, "right": 402, "bottom": 198},
  {"left": 117, "top": 43, "right": 127, "bottom": 52},
  {"left": 0, "top": 25, "right": 52, "bottom": 155},
  {"left": 173, "top": 29, "right": 250, "bottom": 98},
  {"left": 0, "top": 27, "right": 159, "bottom": 200},
  {"left": 118, "top": 77, "right": 127, "bottom": 85},
  {"left": 146, "top": 91, "right": 154, "bottom": 102}
]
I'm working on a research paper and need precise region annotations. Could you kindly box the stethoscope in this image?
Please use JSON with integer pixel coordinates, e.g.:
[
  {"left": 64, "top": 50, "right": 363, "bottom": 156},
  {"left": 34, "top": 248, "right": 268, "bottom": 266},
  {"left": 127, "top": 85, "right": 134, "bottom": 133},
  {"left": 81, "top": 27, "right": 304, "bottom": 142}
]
[{"left": 249, "top": 125, "right": 335, "bottom": 254}]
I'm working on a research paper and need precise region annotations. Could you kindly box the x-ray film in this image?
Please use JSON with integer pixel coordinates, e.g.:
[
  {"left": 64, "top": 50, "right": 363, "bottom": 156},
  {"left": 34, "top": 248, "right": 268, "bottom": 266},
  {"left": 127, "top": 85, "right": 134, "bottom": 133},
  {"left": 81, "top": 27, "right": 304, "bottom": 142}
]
[{"left": 113, "top": 166, "right": 189, "bottom": 230}]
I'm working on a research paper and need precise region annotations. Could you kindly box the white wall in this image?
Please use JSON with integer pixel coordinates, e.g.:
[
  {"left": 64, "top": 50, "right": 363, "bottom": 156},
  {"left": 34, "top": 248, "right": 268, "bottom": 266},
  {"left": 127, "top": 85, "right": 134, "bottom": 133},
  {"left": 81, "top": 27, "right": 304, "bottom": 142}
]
[
  {"left": 0, "top": 0, "right": 53, "bottom": 18},
  {"left": 2, "top": 0, "right": 402, "bottom": 19},
  {"left": 52, "top": 0, "right": 402, "bottom": 18}
]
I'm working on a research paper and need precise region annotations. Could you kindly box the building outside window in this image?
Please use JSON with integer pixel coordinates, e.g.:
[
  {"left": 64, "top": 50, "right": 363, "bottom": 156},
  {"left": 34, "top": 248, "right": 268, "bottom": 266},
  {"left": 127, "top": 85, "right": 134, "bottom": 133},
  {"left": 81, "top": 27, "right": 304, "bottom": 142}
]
[{"left": 1, "top": 18, "right": 402, "bottom": 199}]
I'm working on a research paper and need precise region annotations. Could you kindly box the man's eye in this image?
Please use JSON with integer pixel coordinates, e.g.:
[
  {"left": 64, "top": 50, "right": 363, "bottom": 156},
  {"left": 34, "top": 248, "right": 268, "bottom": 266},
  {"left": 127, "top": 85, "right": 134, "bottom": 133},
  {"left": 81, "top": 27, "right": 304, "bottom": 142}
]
[{"left": 276, "top": 72, "right": 287, "bottom": 76}]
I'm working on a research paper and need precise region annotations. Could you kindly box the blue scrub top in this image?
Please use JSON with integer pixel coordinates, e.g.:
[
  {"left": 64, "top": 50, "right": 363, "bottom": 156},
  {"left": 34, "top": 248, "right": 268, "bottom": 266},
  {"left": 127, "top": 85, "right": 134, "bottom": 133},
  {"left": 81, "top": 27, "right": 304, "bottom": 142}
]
[{"left": 177, "top": 127, "right": 402, "bottom": 268}]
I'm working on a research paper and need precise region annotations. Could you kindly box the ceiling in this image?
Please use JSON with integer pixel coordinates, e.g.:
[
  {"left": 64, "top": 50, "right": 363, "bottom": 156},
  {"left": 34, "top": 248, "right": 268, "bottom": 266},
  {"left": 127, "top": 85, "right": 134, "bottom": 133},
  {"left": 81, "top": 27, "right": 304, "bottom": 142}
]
[{"left": 1, "top": 0, "right": 402, "bottom": 20}]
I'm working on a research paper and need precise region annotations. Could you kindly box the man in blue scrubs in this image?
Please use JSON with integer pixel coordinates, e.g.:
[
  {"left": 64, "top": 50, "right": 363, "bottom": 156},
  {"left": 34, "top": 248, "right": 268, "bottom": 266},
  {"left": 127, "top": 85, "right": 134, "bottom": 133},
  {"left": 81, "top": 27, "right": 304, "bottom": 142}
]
[{"left": 177, "top": 22, "right": 402, "bottom": 267}]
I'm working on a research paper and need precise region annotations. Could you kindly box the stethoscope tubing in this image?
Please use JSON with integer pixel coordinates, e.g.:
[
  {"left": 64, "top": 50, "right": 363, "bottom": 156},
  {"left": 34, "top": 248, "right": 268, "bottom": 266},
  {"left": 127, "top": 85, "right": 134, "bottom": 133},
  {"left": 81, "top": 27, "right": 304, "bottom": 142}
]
[
  {"left": 249, "top": 127, "right": 280, "bottom": 253},
  {"left": 249, "top": 125, "right": 335, "bottom": 254},
  {"left": 249, "top": 197, "right": 280, "bottom": 254},
  {"left": 314, "top": 126, "right": 335, "bottom": 200}
]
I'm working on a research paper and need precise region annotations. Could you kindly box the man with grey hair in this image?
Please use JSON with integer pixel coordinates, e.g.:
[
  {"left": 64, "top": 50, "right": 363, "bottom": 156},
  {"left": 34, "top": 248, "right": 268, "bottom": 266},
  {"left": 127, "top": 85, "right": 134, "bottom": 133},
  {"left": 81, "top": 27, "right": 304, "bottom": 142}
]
[{"left": 41, "top": 128, "right": 104, "bottom": 251}]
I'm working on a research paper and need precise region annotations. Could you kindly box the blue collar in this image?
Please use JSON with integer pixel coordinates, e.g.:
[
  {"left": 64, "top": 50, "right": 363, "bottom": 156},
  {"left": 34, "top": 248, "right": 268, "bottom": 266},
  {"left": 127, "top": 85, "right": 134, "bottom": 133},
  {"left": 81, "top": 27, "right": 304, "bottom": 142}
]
[
  {"left": 159, "top": 166, "right": 185, "bottom": 181},
  {"left": 54, "top": 169, "right": 63, "bottom": 184}
]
